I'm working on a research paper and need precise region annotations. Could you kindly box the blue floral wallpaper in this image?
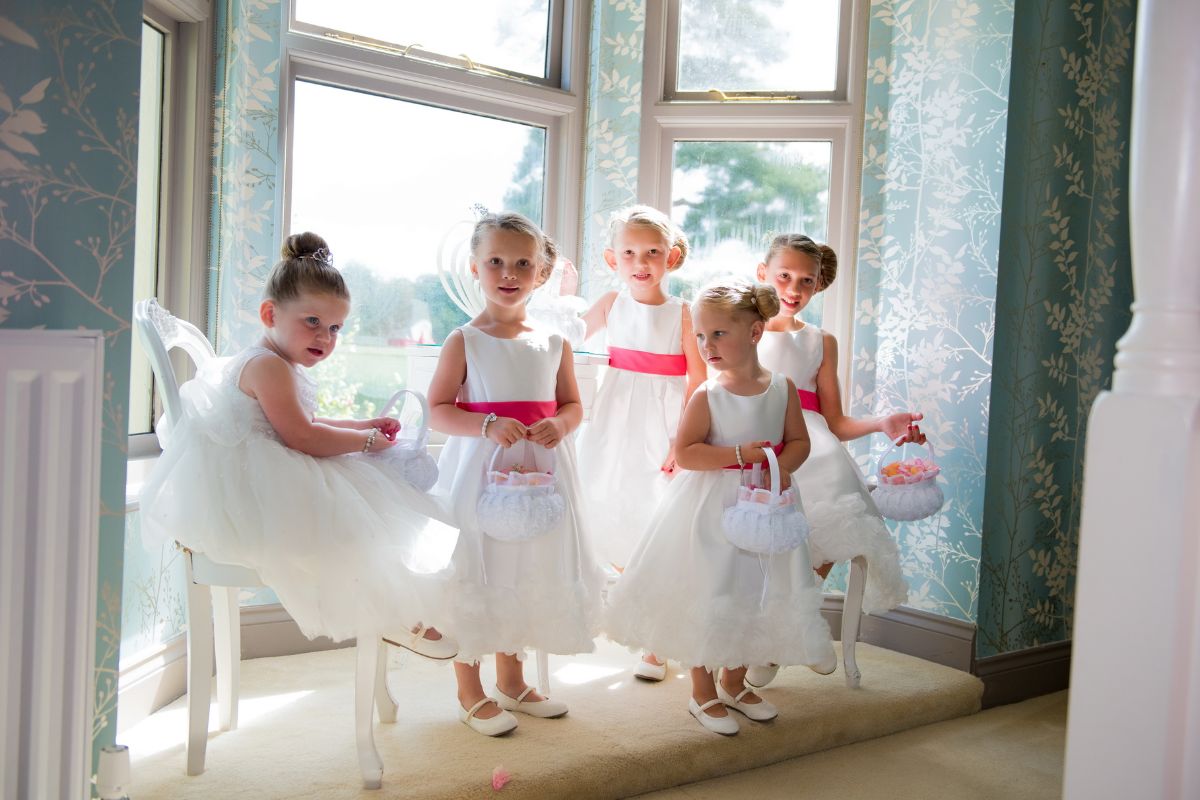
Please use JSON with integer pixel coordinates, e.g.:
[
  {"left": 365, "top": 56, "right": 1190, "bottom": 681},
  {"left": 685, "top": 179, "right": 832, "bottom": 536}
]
[
  {"left": 847, "top": 0, "right": 1015, "bottom": 623},
  {"left": 976, "top": 0, "right": 1136, "bottom": 657},
  {"left": 0, "top": 0, "right": 140, "bottom": 778},
  {"left": 579, "top": 0, "right": 645, "bottom": 295}
]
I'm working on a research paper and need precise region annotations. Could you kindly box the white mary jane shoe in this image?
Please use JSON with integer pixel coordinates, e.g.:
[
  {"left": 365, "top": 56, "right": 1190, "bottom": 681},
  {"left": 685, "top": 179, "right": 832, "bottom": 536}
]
[
  {"left": 744, "top": 664, "right": 779, "bottom": 689},
  {"left": 495, "top": 685, "right": 569, "bottom": 718},
  {"left": 716, "top": 683, "right": 778, "bottom": 722},
  {"left": 383, "top": 625, "right": 459, "bottom": 661},
  {"left": 688, "top": 697, "right": 739, "bottom": 736},
  {"left": 458, "top": 698, "right": 518, "bottom": 737},
  {"left": 809, "top": 649, "right": 838, "bottom": 676},
  {"left": 634, "top": 656, "right": 667, "bottom": 682}
]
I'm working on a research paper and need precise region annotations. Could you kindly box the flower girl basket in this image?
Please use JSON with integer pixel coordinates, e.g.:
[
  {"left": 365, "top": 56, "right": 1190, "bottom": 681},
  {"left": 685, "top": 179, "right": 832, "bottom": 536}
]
[
  {"left": 478, "top": 440, "right": 565, "bottom": 541},
  {"left": 871, "top": 437, "right": 945, "bottom": 521},
  {"left": 371, "top": 389, "right": 439, "bottom": 492},
  {"left": 722, "top": 448, "right": 810, "bottom": 555}
]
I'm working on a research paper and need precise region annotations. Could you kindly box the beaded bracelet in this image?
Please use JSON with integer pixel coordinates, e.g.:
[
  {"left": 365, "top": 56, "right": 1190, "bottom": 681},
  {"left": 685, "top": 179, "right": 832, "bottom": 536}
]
[
  {"left": 735, "top": 443, "right": 744, "bottom": 469},
  {"left": 481, "top": 412, "right": 498, "bottom": 438},
  {"left": 362, "top": 428, "right": 378, "bottom": 453}
]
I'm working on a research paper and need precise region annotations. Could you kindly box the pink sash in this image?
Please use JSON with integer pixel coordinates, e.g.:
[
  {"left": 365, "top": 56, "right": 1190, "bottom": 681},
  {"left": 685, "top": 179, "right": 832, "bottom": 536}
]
[
  {"left": 607, "top": 346, "right": 687, "bottom": 377},
  {"left": 798, "top": 389, "right": 822, "bottom": 413},
  {"left": 456, "top": 400, "right": 558, "bottom": 426},
  {"left": 724, "top": 441, "right": 786, "bottom": 470}
]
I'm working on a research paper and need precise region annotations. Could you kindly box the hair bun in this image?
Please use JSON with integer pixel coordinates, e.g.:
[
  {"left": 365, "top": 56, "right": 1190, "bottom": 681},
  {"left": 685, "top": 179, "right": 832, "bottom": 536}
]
[
  {"left": 751, "top": 284, "right": 781, "bottom": 321},
  {"left": 281, "top": 231, "right": 330, "bottom": 261}
]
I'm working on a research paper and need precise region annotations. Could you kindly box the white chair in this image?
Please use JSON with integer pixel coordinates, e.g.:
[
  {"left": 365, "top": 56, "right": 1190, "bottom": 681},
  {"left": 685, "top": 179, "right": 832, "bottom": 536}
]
[
  {"left": 837, "top": 556, "right": 868, "bottom": 688},
  {"left": 133, "top": 298, "right": 398, "bottom": 789}
]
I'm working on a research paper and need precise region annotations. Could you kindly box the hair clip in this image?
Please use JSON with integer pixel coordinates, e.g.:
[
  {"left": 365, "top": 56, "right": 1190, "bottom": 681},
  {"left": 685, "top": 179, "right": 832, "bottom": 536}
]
[
  {"left": 309, "top": 246, "right": 333, "bottom": 265},
  {"left": 470, "top": 203, "right": 490, "bottom": 219}
]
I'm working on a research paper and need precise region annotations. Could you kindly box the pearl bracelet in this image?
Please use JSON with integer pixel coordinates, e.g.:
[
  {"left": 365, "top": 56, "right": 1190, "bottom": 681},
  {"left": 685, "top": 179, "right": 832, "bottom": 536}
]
[
  {"left": 362, "top": 428, "right": 377, "bottom": 453},
  {"left": 735, "top": 443, "right": 744, "bottom": 468},
  {"left": 481, "top": 412, "right": 498, "bottom": 438}
]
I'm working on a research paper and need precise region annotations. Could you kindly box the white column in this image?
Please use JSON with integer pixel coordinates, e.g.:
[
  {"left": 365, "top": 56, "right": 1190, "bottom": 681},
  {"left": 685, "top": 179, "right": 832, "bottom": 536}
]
[{"left": 1063, "top": 1, "right": 1200, "bottom": 798}]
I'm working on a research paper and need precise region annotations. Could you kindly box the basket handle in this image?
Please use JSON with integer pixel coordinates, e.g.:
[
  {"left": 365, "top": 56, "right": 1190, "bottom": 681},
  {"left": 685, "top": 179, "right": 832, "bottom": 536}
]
[
  {"left": 488, "top": 437, "right": 556, "bottom": 474},
  {"left": 379, "top": 389, "right": 431, "bottom": 448},
  {"left": 875, "top": 435, "right": 938, "bottom": 477},
  {"left": 738, "top": 445, "right": 783, "bottom": 500}
]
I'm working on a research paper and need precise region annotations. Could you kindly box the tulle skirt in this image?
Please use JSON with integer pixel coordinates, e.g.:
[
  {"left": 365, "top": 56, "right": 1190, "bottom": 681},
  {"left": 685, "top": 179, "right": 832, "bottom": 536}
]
[
  {"left": 576, "top": 367, "right": 684, "bottom": 569},
  {"left": 426, "top": 435, "right": 605, "bottom": 664},
  {"left": 140, "top": 413, "right": 459, "bottom": 644},
  {"left": 605, "top": 468, "right": 835, "bottom": 671},
  {"left": 797, "top": 411, "right": 909, "bottom": 614}
]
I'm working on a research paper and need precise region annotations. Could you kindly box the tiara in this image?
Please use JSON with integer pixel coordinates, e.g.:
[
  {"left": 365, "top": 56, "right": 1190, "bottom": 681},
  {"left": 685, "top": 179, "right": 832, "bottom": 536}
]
[
  {"left": 471, "top": 203, "right": 490, "bottom": 219},
  {"left": 306, "top": 246, "right": 333, "bottom": 265}
]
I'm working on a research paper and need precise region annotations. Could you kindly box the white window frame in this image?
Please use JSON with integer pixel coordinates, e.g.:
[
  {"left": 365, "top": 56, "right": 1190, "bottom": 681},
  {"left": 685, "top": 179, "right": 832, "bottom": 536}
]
[
  {"left": 638, "top": 0, "right": 869, "bottom": 396},
  {"left": 279, "top": 0, "right": 590, "bottom": 262},
  {"left": 128, "top": 0, "right": 216, "bottom": 460}
]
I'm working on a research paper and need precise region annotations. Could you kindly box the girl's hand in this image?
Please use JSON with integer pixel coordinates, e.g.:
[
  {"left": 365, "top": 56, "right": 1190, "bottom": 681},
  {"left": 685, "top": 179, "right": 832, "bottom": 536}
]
[
  {"left": 488, "top": 417, "right": 528, "bottom": 448},
  {"left": 882, "top": 411, "right": 924, "bottom": 443},
  {"left": 558, "top": 259, "right": 579, "bottom": 296},
  {"left": 365, "top": 416, "right": 401, "bottom": 441},
  {"left": 526, "top": 417, "right": 567, "bottom": 449},
  {"left": 367, "top": 428, "right": 398, "bottom": 452},
  {"left": 660, "top": 444, "right": 678, "bottom": 476},
  {"left": 740, "top": 440, "right": 773, "bottom": 465}
]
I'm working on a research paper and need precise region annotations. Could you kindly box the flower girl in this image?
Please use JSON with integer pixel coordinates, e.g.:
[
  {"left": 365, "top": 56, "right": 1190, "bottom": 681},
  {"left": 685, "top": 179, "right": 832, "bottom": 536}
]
[
  {"left": 605, "top": 280, "right": 835, "bottom": 735},
  {"left": 425, "top": 212, "right": 604, "bottom": 736},
  {"left": 140, "top": 233, "right": 456, "bottom": 652}
]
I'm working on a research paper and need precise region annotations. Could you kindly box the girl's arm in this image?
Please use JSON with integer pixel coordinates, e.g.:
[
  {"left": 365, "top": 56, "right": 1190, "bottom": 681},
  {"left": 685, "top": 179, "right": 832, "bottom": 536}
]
[
  {"left": 815, "top": 331, "right": 922, "bottom": 442},
  {"left": 660, "top": 305, "right": 709, "bottom": 474},
  {"left": 581, "top": 291, "right": 618, "bottom": 342},
  {"left": 427, "top": 329, "right": 527, "bottom": 446},
  {"left": 241, "top": 354, "right": 393, "bottom": 456},
  {"left": 774, "top": 378, "right": 812, "bottom": 480},
  {"left": 527, "top": 339, "right": 584, "bottom": 448},
  {"left": 315, "top": 416, "right": 401, "bottom": 440}
]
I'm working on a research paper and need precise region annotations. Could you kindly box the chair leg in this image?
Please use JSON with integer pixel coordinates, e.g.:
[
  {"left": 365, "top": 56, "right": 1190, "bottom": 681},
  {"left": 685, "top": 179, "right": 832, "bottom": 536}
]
[
  {"left": 356, "top": 635, "right": 384, "bottom": 790},
  {"left": 212, "top": 586, "right": 240, "bottom": 731},
  {"left": 842, "top": 556, "right": 867, "bottom": 689},
  {"left": 375, "top": 639, "right": 398, "bottom": 724},
  {"left": 185, "top": 556, "right": 215, "bottom": 776},
  {"left": 536, "top": 649, "right": 550, "bottom": 696}
]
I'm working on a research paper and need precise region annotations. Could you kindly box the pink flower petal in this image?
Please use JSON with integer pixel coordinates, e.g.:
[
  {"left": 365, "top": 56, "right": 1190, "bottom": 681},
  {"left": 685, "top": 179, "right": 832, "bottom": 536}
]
[{"left": 492, "top": 766, "right": 512, "bottom": 791}]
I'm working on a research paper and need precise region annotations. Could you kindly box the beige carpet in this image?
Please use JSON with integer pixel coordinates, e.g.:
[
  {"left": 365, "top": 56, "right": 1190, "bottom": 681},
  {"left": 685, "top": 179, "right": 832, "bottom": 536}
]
[
  {"left": 640, "top": 691, "right": 1067, "bottom": 799},
  {"left": 126, "top": 638, "right": 982, "bottom": 799}
]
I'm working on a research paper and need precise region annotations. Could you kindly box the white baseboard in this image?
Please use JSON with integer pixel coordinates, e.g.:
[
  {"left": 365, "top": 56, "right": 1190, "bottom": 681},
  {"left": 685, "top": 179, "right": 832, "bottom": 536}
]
[{"left": 116, "top": 603, "right": 349, "bottom": 733}]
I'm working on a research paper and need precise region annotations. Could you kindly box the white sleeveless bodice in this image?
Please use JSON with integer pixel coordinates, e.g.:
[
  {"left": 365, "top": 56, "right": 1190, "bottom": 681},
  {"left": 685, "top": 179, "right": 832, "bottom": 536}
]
[
  {"left": 459, "top": 324, "right": 562, "bottom": 403},
  {"left": 704, "top": 372, "right": 789, "bottom": 448},
  {"left": 758, "top": 326, "right": 823, "bottom": 393},
  {"left": 605, "top": 290, "right": 684, "bottom": 354}
]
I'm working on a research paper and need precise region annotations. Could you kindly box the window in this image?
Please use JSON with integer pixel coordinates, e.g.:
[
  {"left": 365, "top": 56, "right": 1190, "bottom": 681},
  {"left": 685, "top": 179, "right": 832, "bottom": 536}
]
[
  {"left": 128, "top": 19, "right": 167, "bottom": 436},
  {"left": 283, "top": 2, "right": 586, "bottom": 417},
  {"left": 128, "top": 1, "right": 214, "bottom": 455},
  {"left": 639, "top": 0, "right": 866, "bottom": 363}
]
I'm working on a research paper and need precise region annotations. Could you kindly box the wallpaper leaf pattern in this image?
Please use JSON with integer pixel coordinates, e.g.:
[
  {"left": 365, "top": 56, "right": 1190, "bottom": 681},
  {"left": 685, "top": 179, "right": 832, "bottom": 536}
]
[
  {"left": 847, "top": 0, "right": 1015, "bottom": 623},
  {"left": 977, "top": 0, "right": 1135, "bottom": 657},
  {"left": 0, "top": 0, "right": 140, "bottom": 781}
]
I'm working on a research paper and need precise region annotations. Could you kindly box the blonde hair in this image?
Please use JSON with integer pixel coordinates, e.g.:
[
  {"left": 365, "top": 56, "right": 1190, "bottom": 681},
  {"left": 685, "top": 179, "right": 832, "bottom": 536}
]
[
  {"left": 607, "top": 204, "right": 690, "bottom": 269},
  {"left": 764, "top": 234, "right": 838, "bottom": 290},
  {"left": 693, "top": 280, "right": 780, "bottom": 323},
  {"left": 470, "top": 211, "right": 550, "bottom": 284},
  {"left": 264, "top": 232, "right": 349, "bottom": 303}
]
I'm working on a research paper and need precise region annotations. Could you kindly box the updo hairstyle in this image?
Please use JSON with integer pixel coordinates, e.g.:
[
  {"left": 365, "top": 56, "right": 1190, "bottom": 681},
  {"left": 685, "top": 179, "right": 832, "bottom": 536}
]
[
  {"left": 693, "top": 280, "right": 781, "bottom": 323},
  {"left": 470, "top": 211, "right": 551, "bottom": 284},
  {"left": 264, "top": 232, "right": 349, "bottom": 303},
  {"left": 764, "top": 234, "right": 838, "bottom": 290}
]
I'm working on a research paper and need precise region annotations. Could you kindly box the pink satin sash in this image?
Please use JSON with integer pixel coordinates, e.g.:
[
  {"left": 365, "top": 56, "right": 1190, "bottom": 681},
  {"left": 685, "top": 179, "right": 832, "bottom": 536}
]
[
  {"left": 724, "top": 441, "right": 786, "bottom": 470},
  {"left": 798, "top": 389, "right": 822, "bottom": 413},
  {"left": 456, "top": 400, "right": 558, "bottom": 426},
  {"left": 607, "top": 346, "right": 687, "bottom": 376}
]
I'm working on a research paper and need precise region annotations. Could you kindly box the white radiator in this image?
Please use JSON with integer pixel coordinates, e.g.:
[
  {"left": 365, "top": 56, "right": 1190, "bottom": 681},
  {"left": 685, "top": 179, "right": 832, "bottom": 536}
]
[{"left": 1, "top": 330, "right": 105, "bottom": 800}]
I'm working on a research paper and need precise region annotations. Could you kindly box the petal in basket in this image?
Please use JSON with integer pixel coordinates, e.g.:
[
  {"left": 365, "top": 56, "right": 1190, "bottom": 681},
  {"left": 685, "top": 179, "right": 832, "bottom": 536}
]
[
  {"left": 872, "top": 438, "right": 945, "bottom": 522},
  {"left": 367, "top": 389, "right": 439, "bottom": 492},
  {"left": 722, "top": 448, "right": 810, "bottom": 555},
  {"left": 477, "top": 440, "right": 565, "bottom": 542}
]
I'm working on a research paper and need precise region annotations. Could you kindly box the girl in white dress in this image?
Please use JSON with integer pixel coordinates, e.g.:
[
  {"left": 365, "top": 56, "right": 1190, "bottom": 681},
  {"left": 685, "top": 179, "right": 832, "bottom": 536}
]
[
  {"left": 426, "top": 212, "right": 605, "bottom": 737},
  {"left": 749, "top": 234, "right": 921, "bottom": 687},
  {"left": 140, "top": 233, "right": 457, "bottom": 653},
  {"left": 577, "top": 205, "right": 706, "bottom": 573},
  {"left": 605, "top": 281, "right": 836, "bottom": 736}
]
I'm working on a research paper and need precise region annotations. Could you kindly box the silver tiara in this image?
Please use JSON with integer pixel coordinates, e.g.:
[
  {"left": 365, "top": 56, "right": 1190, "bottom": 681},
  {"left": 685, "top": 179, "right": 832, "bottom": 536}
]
[{"left": 307, "top": 246, "right": 333, "bottom": 265}]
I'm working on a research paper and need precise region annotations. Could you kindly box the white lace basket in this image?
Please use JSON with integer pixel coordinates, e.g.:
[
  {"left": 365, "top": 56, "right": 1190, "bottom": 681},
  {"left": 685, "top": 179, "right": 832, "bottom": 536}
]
[
  {"left": 871, "top": 439, "right": 945, "bottom": 522},
  {"left": 477, "top": 440, "right": 564, "bottom": 542},
  {"left": 721, "top": 448, "right": 810, "bottom": 555},
  {"left": 368, "top": 389, "right": 439, "bottom": 492}
]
